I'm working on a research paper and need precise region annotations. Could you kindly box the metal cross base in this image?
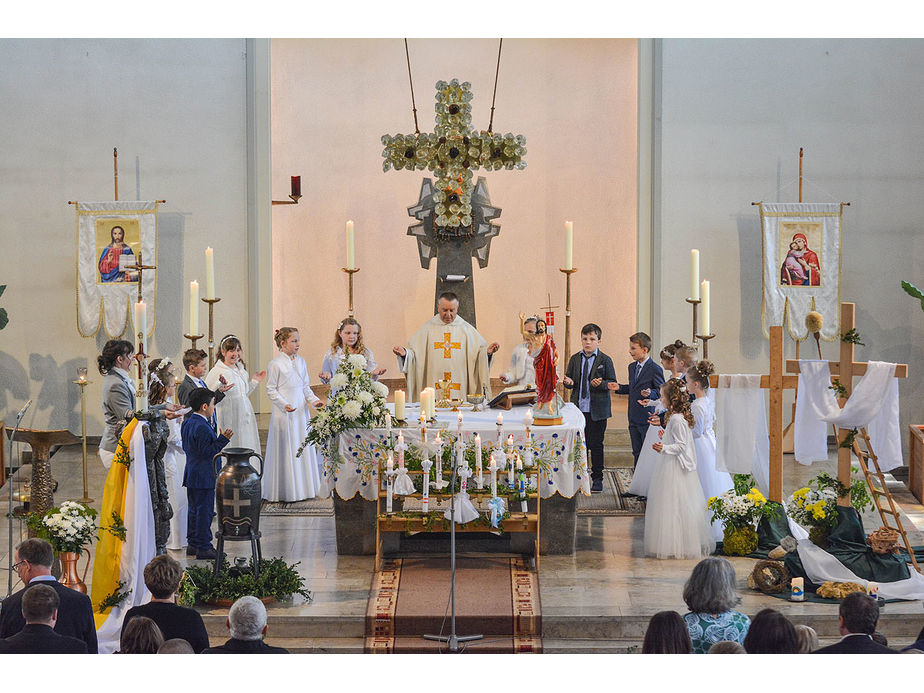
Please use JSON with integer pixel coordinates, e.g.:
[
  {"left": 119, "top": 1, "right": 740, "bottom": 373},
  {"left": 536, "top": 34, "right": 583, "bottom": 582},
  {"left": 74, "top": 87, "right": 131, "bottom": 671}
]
[{"left": 420, "top": 459, "right": 483, "bottom": 652}]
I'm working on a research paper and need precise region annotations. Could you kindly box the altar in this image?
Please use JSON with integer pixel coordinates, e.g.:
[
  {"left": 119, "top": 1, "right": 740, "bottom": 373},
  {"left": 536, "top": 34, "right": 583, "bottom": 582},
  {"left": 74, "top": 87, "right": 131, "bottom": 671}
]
[{"left": 325, "top": 403, "right": 589, "bottom": 557}]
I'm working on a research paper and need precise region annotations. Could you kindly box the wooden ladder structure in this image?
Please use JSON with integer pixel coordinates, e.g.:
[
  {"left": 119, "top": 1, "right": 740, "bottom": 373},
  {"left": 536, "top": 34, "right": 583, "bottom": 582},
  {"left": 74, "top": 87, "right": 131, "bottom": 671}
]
[{"left": 852, "top": 427, "right": 921, "bottom": 573}]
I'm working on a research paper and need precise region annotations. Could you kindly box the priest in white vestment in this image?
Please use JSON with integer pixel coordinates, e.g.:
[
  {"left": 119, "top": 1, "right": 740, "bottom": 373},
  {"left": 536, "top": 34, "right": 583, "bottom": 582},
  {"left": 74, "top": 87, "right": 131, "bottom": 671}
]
[{"left": 393, "top": 292, "right": 498, "bottom": 402}]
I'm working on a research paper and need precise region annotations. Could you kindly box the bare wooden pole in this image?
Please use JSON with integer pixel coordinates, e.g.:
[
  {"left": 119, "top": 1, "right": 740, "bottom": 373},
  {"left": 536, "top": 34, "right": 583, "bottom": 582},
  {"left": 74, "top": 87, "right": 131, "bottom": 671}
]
[
  {"left": 113, "top": 147, "right": 119, "bottom": 201},
  {"left": 798, "top": 147, "right": 803, "bottom": 203}
]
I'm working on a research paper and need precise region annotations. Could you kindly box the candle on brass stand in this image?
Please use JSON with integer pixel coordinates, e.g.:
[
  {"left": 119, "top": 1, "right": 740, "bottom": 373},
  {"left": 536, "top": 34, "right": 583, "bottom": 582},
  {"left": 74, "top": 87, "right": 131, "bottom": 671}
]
[
  {"left": 184, "top": 280, "right": 204, "bottom": 348},
  {"left": 73, "top": 368, "right": 93, "bottom": 504},
  {"left": 271, "top": 175, "right": 302, "bottom": 205},
  {"left": 342, "top": 267, "right": 360, "bottom": 318},
  {"left": 685, "top": 297, "right": 701, "bottom": 347},
  {"left": 559, "top": 267, "right": 578, "bottom": 385}
]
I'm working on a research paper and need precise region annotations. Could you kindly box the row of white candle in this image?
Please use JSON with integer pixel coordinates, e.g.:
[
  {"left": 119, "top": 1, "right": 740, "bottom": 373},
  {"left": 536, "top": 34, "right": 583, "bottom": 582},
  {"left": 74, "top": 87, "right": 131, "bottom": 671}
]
[
  {"left": 689, "top": 249, "right": 712, "bottom": 336},
  {"left": 184, "top": 247, "right": 217, "bottom": 336}
]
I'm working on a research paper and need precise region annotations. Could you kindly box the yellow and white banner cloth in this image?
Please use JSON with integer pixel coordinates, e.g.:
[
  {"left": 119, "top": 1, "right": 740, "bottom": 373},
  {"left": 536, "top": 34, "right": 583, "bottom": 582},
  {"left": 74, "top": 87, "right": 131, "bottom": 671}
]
[
  {"left": 90, "top": 419, "right": 156, "bottom": 654},
  {"left": 75, "top": 200, "right": 158, "bottom": 338},
  {"left": 759, "top": 202, "right": 842, "bottom": 340}
]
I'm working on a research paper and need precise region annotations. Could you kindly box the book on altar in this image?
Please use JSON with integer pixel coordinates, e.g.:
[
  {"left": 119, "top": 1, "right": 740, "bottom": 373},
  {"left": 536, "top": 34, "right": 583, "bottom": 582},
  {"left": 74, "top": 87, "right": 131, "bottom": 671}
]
[{"left": 488, "top": 385, "right": 537, "bottom": 410}]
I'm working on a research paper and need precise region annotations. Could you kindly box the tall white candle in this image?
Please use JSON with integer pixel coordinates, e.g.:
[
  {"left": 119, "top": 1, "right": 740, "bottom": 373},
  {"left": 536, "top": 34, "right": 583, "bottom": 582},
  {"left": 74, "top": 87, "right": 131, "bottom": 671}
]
[
  {"left": 701, "top": 279, "right": 711, "bottom": 336},
  {"left": 421, "top": 457, "right": 432, "bottom": 512},
  {"left": 134, "top": 300, "right": 147, "bottom": 338},
  {"left": 489, "top": 453, "right": 498, "bottom": 497},
  {"left": 205, "top": 247, "right": 215, "bottom": 299},
  {"left": 564, "top": 220, "right": 574, "bottom": 270},
  {"left": 496, "top": 412, "right": 503, "bottom": 426},
  {"left": 508, "top": 451, "right": 516, "bottom": 487},
  {"left": 394, "top": 390, "right": 405, "bottom": 420},
  {"left": 188, "top": 281, "right": 199, "bottom": 335},
  {"left": 396, "top": 434, "right": 404, "bottom": 469},
  {"left": 385, "top": 412, "right": 392, "bottom": 433},
  {"left": 457, "top": 411, "right": 463, "bottom": 434},
  {"left": 434, "top": 432, "right": 443, "bottom": 481},
  {"left": 524, "top": 408, "right": 533, "bottom": 428},
  {"left": 346, "top": 220, "right": 355, "bottom": 269},
  {"left": 475, "top": 434, "right": 483, "bottom": 488},
  {"left": 690, "top": 249, "right": 700, "bottom": 300}
]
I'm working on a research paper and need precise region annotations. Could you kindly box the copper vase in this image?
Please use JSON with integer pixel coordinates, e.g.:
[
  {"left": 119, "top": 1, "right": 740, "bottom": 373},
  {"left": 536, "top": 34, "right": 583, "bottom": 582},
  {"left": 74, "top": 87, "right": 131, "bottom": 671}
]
[{"left": 58, "top": 550, "right": 90, "bottom": 594}]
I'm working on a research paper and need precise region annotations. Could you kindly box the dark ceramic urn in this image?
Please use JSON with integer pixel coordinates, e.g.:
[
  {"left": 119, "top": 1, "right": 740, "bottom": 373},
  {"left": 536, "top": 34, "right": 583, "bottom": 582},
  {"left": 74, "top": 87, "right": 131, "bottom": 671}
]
[{"left": 214, "top": 447, "right": 264, "bottom": 538}]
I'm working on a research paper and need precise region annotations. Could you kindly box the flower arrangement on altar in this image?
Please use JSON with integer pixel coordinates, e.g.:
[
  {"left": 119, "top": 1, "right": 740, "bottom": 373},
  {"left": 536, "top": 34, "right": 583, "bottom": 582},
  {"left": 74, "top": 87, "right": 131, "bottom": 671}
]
[
  {"left": 26, "top": 500, "right": 98, "bottom": 554},
  {"left": 298, "top": 353, "right": 389, "bottom": 459},
  {"left": 786, "top": 470, "right": 872, "bottom": 546},
  {"left": 707, "top": 475, "right": 778, "bottom": 556}
]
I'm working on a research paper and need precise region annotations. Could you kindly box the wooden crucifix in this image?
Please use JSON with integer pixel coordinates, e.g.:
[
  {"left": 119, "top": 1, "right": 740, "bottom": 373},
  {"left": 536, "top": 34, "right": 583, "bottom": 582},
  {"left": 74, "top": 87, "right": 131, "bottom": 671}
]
[
  {"left": 123, "top": 250, "right": 157, "bottom": 305},
  {"left": 785, "top": 302, "right": 908, "bottom": 506}
]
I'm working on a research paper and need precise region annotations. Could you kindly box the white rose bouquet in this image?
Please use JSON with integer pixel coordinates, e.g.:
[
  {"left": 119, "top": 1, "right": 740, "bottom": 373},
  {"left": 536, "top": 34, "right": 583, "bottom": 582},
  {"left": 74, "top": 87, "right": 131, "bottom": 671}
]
[
  {"left": 26, "top": 500, "right": 98, "bottom": 554},
  {"left": 298, "top": 354, "right": 389, "bottom": 459}
]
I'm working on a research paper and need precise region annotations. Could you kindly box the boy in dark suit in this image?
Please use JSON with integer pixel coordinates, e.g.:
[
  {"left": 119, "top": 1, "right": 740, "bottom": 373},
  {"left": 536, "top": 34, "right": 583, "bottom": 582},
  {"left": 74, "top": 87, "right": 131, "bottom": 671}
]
[
  {"left": 610, "top": 332, "right": 664, "bottom": 471},
  {"left": 562, "top": 323, "right": 617, "bottom": 493},
  {"left": 182, "top": 388, "right": 232, "bottom": 560},
  {"left": 177, "top": 348, "right": 231, "bottom": 417}
]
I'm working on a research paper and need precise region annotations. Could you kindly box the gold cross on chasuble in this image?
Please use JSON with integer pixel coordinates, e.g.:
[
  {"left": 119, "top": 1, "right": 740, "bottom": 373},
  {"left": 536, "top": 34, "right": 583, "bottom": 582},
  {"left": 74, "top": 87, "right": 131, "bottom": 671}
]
[
  {"left": 433, "top": 332, "right": 461, "bottom": 358},
  {"left": 436, "top": 371, "right": 462, "bottom": 399}
]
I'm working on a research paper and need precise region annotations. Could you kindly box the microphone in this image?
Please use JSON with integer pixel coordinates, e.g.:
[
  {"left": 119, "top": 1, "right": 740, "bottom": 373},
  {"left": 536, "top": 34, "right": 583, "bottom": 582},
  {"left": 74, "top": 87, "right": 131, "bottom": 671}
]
[{"left": 16, "top": 399, "right": 33, "bottom": 420}]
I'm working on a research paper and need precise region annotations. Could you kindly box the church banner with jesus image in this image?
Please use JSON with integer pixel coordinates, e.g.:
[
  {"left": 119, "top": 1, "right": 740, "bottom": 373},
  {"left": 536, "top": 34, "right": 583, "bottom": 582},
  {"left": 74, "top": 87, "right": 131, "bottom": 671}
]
[
  {"left": 759, "top": 202, "right": 842, "bottom": 340},
  {"left": 75, "top": 200, "right": 158, "bottom": 337}
]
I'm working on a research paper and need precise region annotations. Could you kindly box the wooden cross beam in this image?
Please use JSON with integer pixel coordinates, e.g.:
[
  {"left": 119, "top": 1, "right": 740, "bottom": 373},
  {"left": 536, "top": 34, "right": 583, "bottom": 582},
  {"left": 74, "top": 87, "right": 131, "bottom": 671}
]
[
  {"left": 785, "top": 302, "right": 908, "bottom": 505},
  {"left": 123, "top": 250, "right": 156, "bottom": 304}
]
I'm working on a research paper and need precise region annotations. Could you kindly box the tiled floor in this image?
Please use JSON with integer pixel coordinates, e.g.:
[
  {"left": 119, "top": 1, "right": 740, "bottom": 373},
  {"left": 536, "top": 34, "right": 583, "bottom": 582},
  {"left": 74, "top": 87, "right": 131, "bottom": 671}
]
[{"left": 3, "top": 425, "right": 924, "bottom": 645}]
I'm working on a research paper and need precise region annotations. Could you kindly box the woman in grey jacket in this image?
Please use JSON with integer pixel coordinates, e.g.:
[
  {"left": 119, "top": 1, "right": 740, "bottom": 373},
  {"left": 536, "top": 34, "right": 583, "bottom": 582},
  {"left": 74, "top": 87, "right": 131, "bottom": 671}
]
[{"left": 97, "top": 339, "right": 136, "bottom": 468}]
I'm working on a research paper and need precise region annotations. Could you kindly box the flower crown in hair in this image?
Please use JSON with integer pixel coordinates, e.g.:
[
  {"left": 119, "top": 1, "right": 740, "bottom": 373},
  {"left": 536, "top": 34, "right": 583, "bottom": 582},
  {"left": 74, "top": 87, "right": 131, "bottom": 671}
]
[
  {"left": 153, "top": 357, "right": 170, "bottom": 370},
  {"left": 219, "top": 334, "right": 238, "bottom": 350},
  {"left": 149, "top": 372, "right": 162, "bottom": 387}
]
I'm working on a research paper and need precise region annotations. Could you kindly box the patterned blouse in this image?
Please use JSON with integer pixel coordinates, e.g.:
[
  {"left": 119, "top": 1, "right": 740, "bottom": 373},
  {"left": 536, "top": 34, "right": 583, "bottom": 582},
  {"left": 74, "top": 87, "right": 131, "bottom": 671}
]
[{"left": 684, "top": 610, "right": 750, "bottom": 654}]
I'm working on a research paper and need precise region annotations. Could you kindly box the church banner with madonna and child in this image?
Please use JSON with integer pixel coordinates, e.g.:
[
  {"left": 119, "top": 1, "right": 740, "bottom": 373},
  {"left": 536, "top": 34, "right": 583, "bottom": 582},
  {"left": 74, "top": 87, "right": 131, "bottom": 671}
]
[
  {"left": 759, "top": 202, "right": 842, "bottom": 340},
  {"left": 75, "top": 200, "right": 159, "bottom": 337}
]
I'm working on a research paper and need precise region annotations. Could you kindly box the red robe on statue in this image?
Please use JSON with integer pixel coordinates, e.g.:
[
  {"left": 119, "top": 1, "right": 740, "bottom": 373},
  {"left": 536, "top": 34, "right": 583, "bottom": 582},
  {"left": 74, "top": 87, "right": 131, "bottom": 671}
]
[{"left": 533, "top": 334, "right": 558, "bottom": 405}]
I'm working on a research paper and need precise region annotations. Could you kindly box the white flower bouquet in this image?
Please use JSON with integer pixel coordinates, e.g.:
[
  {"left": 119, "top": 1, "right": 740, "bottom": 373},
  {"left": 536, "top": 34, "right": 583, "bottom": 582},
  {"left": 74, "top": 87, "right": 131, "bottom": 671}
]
[
  {"left": 298, "top": 353, "right": 389, "bottom": 459},
  {"left": 26, "top": 500, "right": 98, "bottom": 554}
]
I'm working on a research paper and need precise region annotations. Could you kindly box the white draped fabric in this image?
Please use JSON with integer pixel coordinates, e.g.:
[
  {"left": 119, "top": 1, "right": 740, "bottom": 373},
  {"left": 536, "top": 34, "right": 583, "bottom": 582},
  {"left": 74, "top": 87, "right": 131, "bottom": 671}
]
[
  {"left": 714, "top": 375, "right": 770, "bottom": 494},
  {"left": 760, "top": 201, "right": 842, "bottom": 341},
  {"left": 75, "top": 200, "right": 158, "bottom": 338},
  {"left": 164, "top": 412, "right": 188, "bottom": 550},
  {"left": 794, "top": 360, "right": 902, "bottom": 471},
  {"left": 95, "top": 423, "right": 156, "bottom": 654}
]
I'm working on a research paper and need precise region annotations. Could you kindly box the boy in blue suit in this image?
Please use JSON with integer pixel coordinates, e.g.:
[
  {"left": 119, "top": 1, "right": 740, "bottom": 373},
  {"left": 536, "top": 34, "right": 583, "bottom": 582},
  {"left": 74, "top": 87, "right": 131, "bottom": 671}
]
[
  {"left": 562, "top": 323, "right": 617, "bottom": 493},
  {"left": 182, "top": 388, "right": 232, "bottom": 560},
  {"left": 610, "top": 332, "right": 664, "bottom": 472}
]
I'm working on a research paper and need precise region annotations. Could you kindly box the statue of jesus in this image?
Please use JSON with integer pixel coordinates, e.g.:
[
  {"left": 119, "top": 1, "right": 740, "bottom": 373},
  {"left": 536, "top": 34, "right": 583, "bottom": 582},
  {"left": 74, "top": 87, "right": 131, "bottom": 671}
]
[{"left": 393, "top": 291, "right": 499, "bottom": 403}]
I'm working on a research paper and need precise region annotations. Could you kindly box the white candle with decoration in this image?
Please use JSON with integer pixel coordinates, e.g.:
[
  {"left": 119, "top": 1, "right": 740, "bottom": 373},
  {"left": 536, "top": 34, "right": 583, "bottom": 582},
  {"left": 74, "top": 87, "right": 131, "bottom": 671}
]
[
  {"left": 508, "top": 450, "right": 516, "bottom": 488},
  {"left": 690, "top": 249, "right": 700, "bottom": 300},
  {"left": 134, "top": 299, "right": 147, "bottom": 339},
  {"left": 397, "top": 432, "right": 405, "bottom": 469},
  {"left": 189, "top": 280, "right": 199, "bottom": 335},
  {"left": 385, "top": 450, "right": 394, "bottom": 513},
  {"left": 434, "top": 432, "right": 443, "bottom": 485},
  {"left": 394, "top": 389, "right": 405, "bottom": 420},
  {"left": 791, "top": 577, "right": 804, "bottom": 602},
  {"left": 421, "top": 455, "right": 432, "bottom": 512},
  {"left": 524, "top": 407, "right": 533, "bottom": 441},
  {"left": 457, "top": 411, "right": 463, "bottom": 434},
  {"left": 475, "top": 433, "right": 483, "bottom": 488},
  {"left": 205, "top": 247, "right": 215, "bottom": 299},
  {"left": 488, "top": 453, "right": 498, "bottom": 497},
  {"left": 517, "top": 458, "right": 527, "bottom": 512},
  {"left": 496, "top": 412, "right": 503, "bottom": 445}
]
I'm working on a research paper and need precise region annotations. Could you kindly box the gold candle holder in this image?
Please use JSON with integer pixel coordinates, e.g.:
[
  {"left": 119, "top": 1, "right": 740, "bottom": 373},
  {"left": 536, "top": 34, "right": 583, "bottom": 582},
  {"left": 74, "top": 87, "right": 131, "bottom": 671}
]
[
  {"left": 271, "top": 193, "right": 302, "bottom": 206},
  {"left": 559, "top": 268, "right": 578, "bottom": 381},
  {"left": 686, "top": 297, "right": 701, "bottom": 347},
  {"left": 73, "top": 370, "right": 93, "bottom": 504},
  {"left": 342, "top": 267, "right": 360, "bottom": 317},
  {"left": 202, "top": 297, "right": 221, "bottom": 368},
  {"left": 183, "top": 332, "right": 205, "bottom": 350},
  {"left": 695, "top": 333, "right": 715, "bottom": 360}
]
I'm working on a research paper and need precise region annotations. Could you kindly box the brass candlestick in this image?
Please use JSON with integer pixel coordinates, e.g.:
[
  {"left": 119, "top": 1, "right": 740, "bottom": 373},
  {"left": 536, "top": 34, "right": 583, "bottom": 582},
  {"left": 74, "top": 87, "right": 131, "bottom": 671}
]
[
  {"left": 202, "top": 297, "right": 221, "bottom": 368},
  {"left": 73, "top": 372, "right": 93, "bottom": 504},
  {"left": 342, "top": 268, "right": 360, "bottom": 317},
  {"left": 695, "top": 333, "right": 715, "bottom": 360},
  {"left": 271, "top": 193, "right": 302, "bottom": 206},
  {"left": 183, "top": 332, "right": 205, "bottom": 350},
  {"left": 685, "top": 297, "right": 701, "bottom": 347},
  {"left": 559, "top": 268, "right": 578, "bottom": 377}
]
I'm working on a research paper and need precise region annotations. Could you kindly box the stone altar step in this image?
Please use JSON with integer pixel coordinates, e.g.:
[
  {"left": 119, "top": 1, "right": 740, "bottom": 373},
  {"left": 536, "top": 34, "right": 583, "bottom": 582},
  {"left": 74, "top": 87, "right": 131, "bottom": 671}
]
[{"left": 200, "top": 608, "right": 921, "bottom": 647}]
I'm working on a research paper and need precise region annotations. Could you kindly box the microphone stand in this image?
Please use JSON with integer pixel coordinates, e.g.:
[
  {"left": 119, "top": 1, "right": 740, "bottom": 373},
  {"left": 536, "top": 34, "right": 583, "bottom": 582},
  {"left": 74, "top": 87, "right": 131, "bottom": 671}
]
[
  {"left": 422, "top": 456, "right": 483, "bottom": 652},
  {"left": 7, "top": 400, "right": 32, "bottom": 597}
]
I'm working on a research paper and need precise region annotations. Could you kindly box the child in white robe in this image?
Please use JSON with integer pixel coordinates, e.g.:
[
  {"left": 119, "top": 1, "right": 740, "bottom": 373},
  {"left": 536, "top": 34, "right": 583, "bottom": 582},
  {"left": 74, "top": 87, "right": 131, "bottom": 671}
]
[
  {"left": 263, "top": 327, "right": 325, "bottom": 502},
  {"left": 319, "top": 318, "right": 385, "bottom": 392},
  {"left": 687, "top": 360, "right": 732, "bottom": 542},
  {"left": 644, "top": 378, "right": 715, "bottom": 559},
  {"left": 204, "top": 334, "right": 265, "bottom": 456}
]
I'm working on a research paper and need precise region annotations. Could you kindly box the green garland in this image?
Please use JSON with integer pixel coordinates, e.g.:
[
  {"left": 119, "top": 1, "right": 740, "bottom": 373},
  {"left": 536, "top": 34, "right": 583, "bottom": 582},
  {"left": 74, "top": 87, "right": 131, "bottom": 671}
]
[
  {"left": 841, "top": 328, "right": 865, "bottom": 346},
  {"left": 815, "top": 469, "right": 872, "bottom": 514},
  {"left": 98, "top": 581, "right": 132, "bottom": 613},
  {"left": 177, "top": 557, "right": 312, "bottom": 607},
  {"left": 829, "top": 379, "right": 849, "bottom": 400},
  {"left": 99, "top": 510, "right": 127, "bottom": 542}
]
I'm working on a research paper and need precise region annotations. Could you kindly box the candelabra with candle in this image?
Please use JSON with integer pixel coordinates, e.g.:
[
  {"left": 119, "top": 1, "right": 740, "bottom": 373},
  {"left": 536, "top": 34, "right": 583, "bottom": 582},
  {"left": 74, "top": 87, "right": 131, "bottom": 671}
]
[
  {"left": 695, "top": 333, "right": 715, "bottom": 360},
  {"left": 559, "top": 267, "right": 578, "bottom": 383},
  {"left": 685, "top": 297, "right": 701, "bottom": 347},
  {"left": 202, "top": 297, "right": 221, "bottom": 368},
  {"left": 73, "top": 368, "right": 93, "bottom": 504},
  {"left": 272, "top": 176, "right": 302, "bottom": 205}
]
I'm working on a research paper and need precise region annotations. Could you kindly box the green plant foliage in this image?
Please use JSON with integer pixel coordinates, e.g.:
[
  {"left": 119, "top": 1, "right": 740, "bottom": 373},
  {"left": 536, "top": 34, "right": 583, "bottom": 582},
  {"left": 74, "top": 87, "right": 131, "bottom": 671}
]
[
  {"left": 177, "top": 557, "right": 312, "bottom": 607},
  {"left": 0, "top": 284, "right": 7, "bottom": 330},
  {"left": 841, "top": 328, "right": 865, "bottom": 346},
  {"left": 829, "top": 379, "right": 849, "bottom": 399},
  {"left": 839, "top": 428, "right": 859, "bottom": 449},
  {"left": 98, "top": 581, "right": 131, "bottom": 613},
  {"left": 901, "top": 279, "right": 924, "bottom": 312}
]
